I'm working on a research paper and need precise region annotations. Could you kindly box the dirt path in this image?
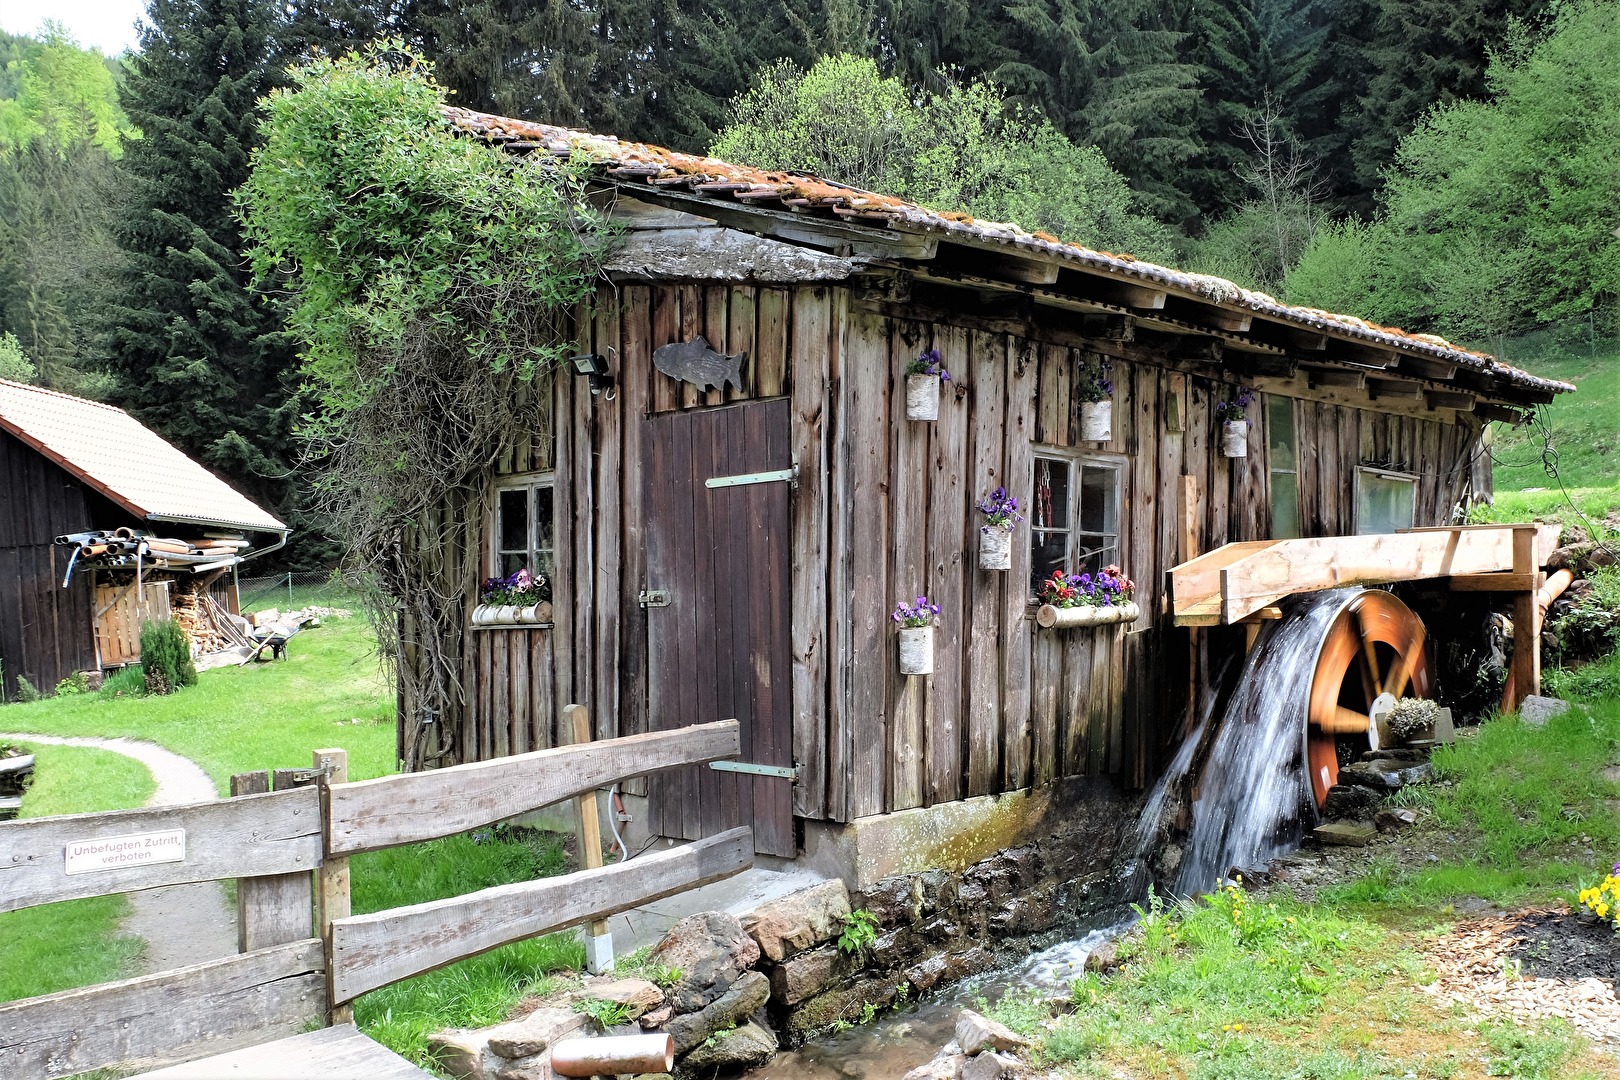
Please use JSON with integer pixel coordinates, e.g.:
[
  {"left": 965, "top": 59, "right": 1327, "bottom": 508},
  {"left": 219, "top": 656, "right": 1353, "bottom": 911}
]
[{"left": 1, "top": 733, "right": 238, "bottom": 972}]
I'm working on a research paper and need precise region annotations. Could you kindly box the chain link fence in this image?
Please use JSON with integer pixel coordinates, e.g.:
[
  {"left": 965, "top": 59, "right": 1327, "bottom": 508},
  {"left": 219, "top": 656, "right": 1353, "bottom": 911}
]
[{"left": 232, "top": 570, "right": 359, "bottom": 614}]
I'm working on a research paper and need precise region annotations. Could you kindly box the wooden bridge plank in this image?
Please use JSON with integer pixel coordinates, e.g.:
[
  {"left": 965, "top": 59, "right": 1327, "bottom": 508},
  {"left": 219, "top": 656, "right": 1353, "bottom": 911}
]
[
  {"left": 325, "top": 721, "right": 741, "bottom": 855},
  {"left": 0, "top": 939, "right": 325, "bottom": 1080},
  {"left": 132, "top": 1023, "right": 431, "bottom": 1079},
  {"left": 329, "top": 827, "right": 754, "bottom": 1003},
  {"left": 0, "top": 787, "right": 321, "bottom": 912}
]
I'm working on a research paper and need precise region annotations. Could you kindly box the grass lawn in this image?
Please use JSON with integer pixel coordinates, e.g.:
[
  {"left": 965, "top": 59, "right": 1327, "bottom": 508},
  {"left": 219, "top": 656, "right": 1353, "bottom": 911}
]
[
  {"left": 1476, "top": 349, "right": 1620, "bottom": 536},
  {"left": 0, "top": 742, "right": 154, "bottom": 1002},
  {"left": 0, "top": 615, "right": 397, "bottom": 789}
]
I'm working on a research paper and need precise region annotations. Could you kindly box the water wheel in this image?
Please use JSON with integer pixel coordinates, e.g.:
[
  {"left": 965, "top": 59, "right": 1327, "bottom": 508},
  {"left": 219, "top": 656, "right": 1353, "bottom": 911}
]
[{"left": 1304, "top": 590, "right": 1431, "bottom": 808}]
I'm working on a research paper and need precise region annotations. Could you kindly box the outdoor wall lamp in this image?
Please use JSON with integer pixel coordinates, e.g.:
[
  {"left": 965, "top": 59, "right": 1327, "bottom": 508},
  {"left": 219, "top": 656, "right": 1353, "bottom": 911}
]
[{"left": 570, "top": 351, "right": 616, "bottom": 398}]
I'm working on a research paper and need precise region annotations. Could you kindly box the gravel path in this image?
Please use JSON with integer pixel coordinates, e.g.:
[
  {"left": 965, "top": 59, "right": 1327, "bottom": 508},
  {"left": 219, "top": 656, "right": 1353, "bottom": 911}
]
[{"left": 1, "top": 733, "right": 238, "bottom": 972}]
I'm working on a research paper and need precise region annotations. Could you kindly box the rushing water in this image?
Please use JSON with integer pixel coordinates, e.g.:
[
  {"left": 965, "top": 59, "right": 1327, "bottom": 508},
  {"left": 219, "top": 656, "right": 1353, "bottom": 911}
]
[{"left": 1174, "top": 590, "right": 1354, "bottom": 894}]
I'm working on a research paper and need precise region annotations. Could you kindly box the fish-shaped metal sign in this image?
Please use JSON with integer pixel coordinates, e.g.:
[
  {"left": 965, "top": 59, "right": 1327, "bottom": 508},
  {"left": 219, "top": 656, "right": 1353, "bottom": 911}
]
[{"left": 652, "top": 336, "right": 747, "bottom": 393}]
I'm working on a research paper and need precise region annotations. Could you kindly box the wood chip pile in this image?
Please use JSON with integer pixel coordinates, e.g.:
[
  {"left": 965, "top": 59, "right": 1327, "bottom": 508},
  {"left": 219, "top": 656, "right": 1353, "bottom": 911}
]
[{"left": 1420, "top": 909, "right": 1620, "bottom": 1046}]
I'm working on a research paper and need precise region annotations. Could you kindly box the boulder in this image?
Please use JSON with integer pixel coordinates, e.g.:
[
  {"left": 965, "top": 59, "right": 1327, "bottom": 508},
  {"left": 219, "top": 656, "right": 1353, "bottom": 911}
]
[
  {"left": 640, "top": 1005, "right": 673, "bottom": 1030},
  {"left": 677, "top": 1020, "right": 778, "bottom": 1073},
  {"left": 649, "top": 911, "right": 761, "bottom": 1014},
  {"left": 1374, "top": 807, "right": 1418, "bottom": 833},
  {"left": 901, "top": 1053, "right": 968, "bottom": 1080},
  {"left": 1083, "top": 941, "right": 1118, "bottom": 974},
  {"left": 954, "top": 1011, "right": 1027, "bottom": 1056},
  {"left": 1520, "top": 695, "right": 1571, "bottom": 728},
  {"left": 1338, "top": 758, "right": 1431, "bottom": 791},
  {"left": 667, "top": 970, "right": 771, "bottom": 1054},
  {"left": 486, "top": 1008, "right": 592, "bottom": 1060},
  {"left": 1313, "top": 822, "right": 1377, "bottom": 847},
  {"left": 962, "top": 1051, "right": 1021, "bottom": 1080},
  {"left": 426, "top": 1029, "right": 495, "bottom": 1080},
  {"left": 741, "top": 879, "right": 851, "bottom": 962},
  {"left": 905, "top": 948, "right": 994, "bottom": 996},
  {"left": 576, "top": 978, "right": 665, "bottom": 1019},
  {"left": 1322, "top": 784, "right": 1383, "bottom": 821},
  {"left": 492, "top": 1055, "right": 553, "bottom": 1080}
]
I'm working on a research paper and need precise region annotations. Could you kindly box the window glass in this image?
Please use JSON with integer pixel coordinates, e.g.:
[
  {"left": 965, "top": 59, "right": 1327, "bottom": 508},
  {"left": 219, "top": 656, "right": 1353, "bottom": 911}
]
[
  {"left": 1267, "top": 397, "right": 1301, "bottom": 539},
  {"left": 1031, "top": 451, "right": 1121, "bottom": 593},
  {"left": 533, "top": 485, "right": 555, "bottom": 579},
  {"left": 493, "top": 476, "right": 555, "bottom": 587},
  {"left": 1356, "top": 470, "right": 1416, "bottom": 535},
  {"left": 499, "top": 489, "right": 528, "bottom": 553}
]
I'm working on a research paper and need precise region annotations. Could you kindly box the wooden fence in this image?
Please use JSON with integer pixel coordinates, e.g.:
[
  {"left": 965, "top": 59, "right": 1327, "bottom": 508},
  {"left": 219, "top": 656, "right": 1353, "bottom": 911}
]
[{"left": 0, "top": 717, "right": 749, "bottom": 1079}]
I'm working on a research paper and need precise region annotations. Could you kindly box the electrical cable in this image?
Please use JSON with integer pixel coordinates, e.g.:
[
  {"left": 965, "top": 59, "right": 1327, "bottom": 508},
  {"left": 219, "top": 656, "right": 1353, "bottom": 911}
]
[{"left": 1528, "top": 406, "right": 1620, "bottom": 561}]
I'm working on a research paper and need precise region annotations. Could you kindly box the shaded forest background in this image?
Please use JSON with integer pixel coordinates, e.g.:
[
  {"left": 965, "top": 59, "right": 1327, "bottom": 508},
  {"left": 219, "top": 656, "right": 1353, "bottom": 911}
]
[{"left": 2, "top": 0, "right": 1616, "bottom": 566}]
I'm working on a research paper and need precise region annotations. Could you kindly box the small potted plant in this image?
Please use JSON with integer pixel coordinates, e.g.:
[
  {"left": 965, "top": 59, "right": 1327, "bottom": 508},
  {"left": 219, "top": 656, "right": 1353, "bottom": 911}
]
[
  {"left": 905, "top": 348, "right": 950, "bottom": 422},
  {"left": 975, "top": 487, "right": 1023, "bottom": 571},
  {"left": 1215, "top": 388, "right": 1254, "bottom": 458},
  {"left": 1078, "top": 357, "right": 1114, "bottom": 441},
  {"left": 893, "top": 595, "right": 940, "bottom": 675},
  {"left": 1034, "top": 565, "right": 1140, "bottom": 628},
  {"left": 474, "top": 568, "right": 553, "bottom": 626}
]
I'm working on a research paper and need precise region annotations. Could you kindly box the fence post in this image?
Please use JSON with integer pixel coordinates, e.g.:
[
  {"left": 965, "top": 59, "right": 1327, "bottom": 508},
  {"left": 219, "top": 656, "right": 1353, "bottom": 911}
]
[
  {"left": 287, "top": 572, "right": 294, "bottom": 610},
  {"left": 231, "top": 770, "right": 316, "bottom": 953},
  {"left": 313, "top": 747, "right": 352, "bottom": 1024},
  {"left": 565, "top": 704, "right": 614, "bottom": 974}
]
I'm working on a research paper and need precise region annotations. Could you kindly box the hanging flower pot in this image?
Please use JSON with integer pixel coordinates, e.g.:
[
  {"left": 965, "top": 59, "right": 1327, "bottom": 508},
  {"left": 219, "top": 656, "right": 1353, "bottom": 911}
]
[
  {"left": 897, "top": 627, "right": 935, "bottom": 676},
  {"left": 979, "top": 523, "right": 1014, "bottom": 570},
  {"left": 906, "top": 374, "right": 940, "bottom": 421},
  {"left": 893, "top": 595, "right": 940, "bottom": 676},
  {"left": 904, "top": 348, "right": 950, "bottom": 422},
  {"left": 1080, "top": 400, "right": 1112, "bottom": 442},
  {"left": 1221, "top": 420, "right": 1249, "bottom": 458},
  {"left": 1215, "top": 388, "right": 1255, "bottom": 459}
]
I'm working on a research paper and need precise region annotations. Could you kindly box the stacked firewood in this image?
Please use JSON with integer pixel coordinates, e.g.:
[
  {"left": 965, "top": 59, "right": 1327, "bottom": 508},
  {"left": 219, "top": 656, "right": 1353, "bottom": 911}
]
[
  {"left": 0, "top": 745, "right": 34, "bottom": 821},
  {"left": 171, "top": 589, "right": 256, "bottom": 657}
]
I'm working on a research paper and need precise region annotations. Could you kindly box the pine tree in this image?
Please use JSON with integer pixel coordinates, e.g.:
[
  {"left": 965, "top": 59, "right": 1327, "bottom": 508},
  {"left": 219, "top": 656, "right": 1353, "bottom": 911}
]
[
  {"left": 100, "top": 0, "right": 301, "bottom": 537},
  {"left": 1184, "top": 0, "right": 1267, "bottom": 218}
]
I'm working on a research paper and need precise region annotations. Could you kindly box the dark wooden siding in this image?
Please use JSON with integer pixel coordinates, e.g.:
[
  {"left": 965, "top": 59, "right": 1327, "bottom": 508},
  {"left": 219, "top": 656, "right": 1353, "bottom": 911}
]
[
  {"left": 459, "top": 281, "right": 1484, "bottom": 834},
  {"left": 0, "top": 429, "right": 97, "bottom": 701}
]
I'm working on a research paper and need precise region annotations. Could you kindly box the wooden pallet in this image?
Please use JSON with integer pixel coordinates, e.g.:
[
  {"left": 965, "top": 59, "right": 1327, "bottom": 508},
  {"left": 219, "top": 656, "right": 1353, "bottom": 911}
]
[{"left": 132, "top": 1024, "right": 430, "bottom": 1079}]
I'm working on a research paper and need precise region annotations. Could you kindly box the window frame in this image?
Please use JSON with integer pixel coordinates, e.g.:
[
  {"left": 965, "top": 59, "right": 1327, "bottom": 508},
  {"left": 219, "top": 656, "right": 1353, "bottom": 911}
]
[
  {"left": 1266, "top": 395, "right": 1301, "bottom": 540},
  {"left": 1029, "top": 446, "right": 1126, "bottom": 598},
  {"left": 491, "top": 471, "right": 556, "bottom": 582},
  {"left": 1353, "top": 465, "right": 1418, "bottom": 536}
]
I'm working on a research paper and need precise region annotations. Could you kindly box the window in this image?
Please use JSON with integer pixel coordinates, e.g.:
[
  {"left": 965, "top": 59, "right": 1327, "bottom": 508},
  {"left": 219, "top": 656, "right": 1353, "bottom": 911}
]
[
  {"left": 494, "top": 475, "right": 555, "bottom": 581},
  {"left": 1267, "top": 396, "right": 1300, "bottom": 539},
  {"left": 1031, "top": 450, "right": 1122, "bottom": 594},
  {"left": 1355, "top": 468, "right": 1416, "bottom": 535}
]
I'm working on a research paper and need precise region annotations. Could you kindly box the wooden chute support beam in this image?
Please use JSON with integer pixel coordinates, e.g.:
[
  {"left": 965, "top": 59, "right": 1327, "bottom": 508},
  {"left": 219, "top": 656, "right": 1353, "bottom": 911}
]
[
  {"left": 1178, "top": 474, "right": 1200, "bottom": 738},
  {"left": 566, "top": 704, "right": 614, "bottom": 974}
]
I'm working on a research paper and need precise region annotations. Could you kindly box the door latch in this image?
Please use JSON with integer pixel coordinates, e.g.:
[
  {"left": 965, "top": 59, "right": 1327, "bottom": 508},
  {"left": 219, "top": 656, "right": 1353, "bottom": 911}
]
[{"left": 639, "top": 589, "right": 672, "bottom": 608}]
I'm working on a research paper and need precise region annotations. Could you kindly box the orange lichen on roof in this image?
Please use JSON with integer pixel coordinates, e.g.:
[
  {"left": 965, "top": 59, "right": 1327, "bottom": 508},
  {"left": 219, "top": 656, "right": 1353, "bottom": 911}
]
[{"left": 441, "top": 105, "right": 1571, "bottom": 397}]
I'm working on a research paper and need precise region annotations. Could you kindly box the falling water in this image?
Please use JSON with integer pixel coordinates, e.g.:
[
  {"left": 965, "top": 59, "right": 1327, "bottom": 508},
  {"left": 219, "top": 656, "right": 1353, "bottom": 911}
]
[{"left": 1174, "top": 590, "right": 1358, "bottom": 895}]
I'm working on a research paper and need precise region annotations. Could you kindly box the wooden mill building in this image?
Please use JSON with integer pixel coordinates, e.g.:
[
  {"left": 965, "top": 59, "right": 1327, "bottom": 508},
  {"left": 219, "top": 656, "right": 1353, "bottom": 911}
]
[
  {"left": 0, "top": 380, "right": 289, "bottom": 701},
  {"left": 406, "top": 108, "right": 1571, "bottom": 868}
]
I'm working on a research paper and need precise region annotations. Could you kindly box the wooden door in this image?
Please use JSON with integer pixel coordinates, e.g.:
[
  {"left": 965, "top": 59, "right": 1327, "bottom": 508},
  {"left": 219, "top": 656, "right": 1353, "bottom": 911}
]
[{"left": 644, "top": 399, "right": 795, "bottom": 857}]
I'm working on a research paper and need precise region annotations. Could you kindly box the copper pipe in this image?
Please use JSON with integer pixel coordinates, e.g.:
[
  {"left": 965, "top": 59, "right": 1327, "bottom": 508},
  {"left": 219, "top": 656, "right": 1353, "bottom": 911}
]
[{"left": 550, "top": 1034, "right": 674, "bottom": 1077}]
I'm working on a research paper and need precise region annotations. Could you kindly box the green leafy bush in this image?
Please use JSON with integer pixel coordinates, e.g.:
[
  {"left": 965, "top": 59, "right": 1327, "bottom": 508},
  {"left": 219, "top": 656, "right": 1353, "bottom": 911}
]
[
  {"left": 99, "top": 666, "right": 146, "bottom": 698},
  {"left": 138, "top": 619, "right": 197, "bottom": 696},
  {"left": 53, "top": 671, "right": 90, "bottom": 696},
  {"left": 14, "top": 675, "right": 40, "bottom": 703},
  {"left": 837, "top": 908, "right": 879, "bottom": 955}
]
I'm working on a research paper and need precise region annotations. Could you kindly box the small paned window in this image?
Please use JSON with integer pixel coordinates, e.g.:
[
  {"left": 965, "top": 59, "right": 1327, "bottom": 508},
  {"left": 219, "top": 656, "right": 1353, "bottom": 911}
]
[
  {"left": 1267, "top": 396, "right": 1301, "bottom": 539},
  {"left": 1355, "top": 468, "right": 1417, "bottom": 535},
  {"left": 495, "top": 475, "right": 555, "bottom": 580},
  {"left": 1031, "top": 451, "right": 1122, "bottom": 594}
]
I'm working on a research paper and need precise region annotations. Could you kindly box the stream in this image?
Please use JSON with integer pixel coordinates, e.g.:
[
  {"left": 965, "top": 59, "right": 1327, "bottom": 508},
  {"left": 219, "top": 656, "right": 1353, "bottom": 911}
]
[{"left": 739, "top": 925, "right": 1125, "bottom": 1080}]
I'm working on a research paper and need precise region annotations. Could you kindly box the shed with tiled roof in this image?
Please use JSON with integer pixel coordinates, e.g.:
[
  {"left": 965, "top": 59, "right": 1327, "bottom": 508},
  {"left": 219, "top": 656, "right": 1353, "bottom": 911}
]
[
  {"left": 397, "top": 108, "right": 1573, "bottom": 877},
  {"left": 0, "top": 379, "right": 288, "bottom": 700}
]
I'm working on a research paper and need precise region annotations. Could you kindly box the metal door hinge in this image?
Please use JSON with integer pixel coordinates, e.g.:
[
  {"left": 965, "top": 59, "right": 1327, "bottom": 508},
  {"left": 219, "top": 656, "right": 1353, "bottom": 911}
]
[
  {"left": 639, "top": 589, "right": 672, "bottom": 608},
  {"left": 708, "top": 760, "right": 801, "bottom": 782}
]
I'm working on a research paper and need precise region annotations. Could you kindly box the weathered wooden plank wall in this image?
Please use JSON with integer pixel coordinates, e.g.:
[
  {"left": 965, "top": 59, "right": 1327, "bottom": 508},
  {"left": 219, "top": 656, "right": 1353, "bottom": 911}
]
[
  {"left": 460, "top": 281, "right": 1486, "bottom": 838},
  {"left": 0, "top": 429, "right": 97, "bottom": 701}
]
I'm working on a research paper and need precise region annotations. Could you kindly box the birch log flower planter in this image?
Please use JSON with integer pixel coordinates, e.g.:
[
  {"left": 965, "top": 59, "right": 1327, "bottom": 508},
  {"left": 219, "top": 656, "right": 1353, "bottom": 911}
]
[
  {"left": 893, "top": 595, "right": 941, "bottom": 676},
  {"left": 897, "top": 627, "right": 935, "bottom": 675},
  {"left": 1035, "top": 601, "right": 1141, "bottom": 629},
  {"left": 476, "top": 568, "right": 552, "bottom": 626},
  {"left": 979, "top": 524, "right": 1013, "bottom": 571},
  {"left": 1221, "top": 419, "right": 1249, "bottom": 458},
  {"left": 473, "top": 601, "right": 554, "bottom": 627},
  {"left": 1080, "top": 400, "right": 1112, "bottom": 442},
  {"left": 904, "top": 347, "right": 950, "bottom": 422}
]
